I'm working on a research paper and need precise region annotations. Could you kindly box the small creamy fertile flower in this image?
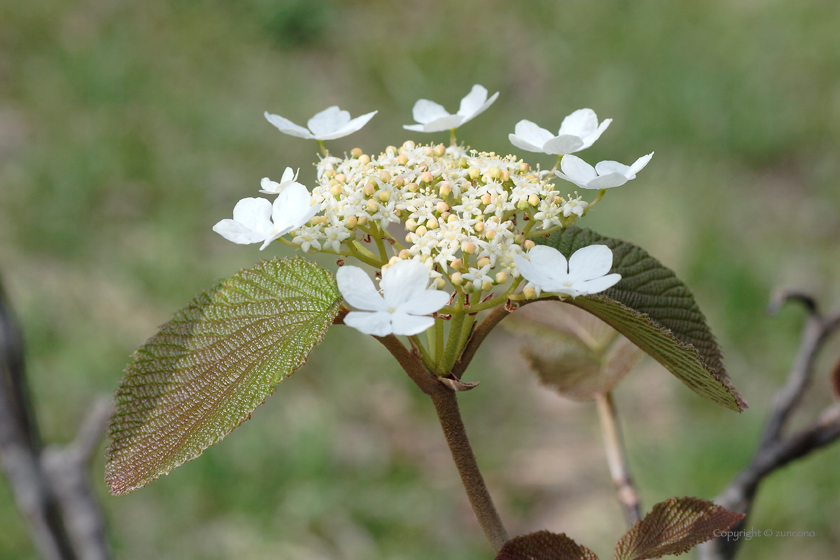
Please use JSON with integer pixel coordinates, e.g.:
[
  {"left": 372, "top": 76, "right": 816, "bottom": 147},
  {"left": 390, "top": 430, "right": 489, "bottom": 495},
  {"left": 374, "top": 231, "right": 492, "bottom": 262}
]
[
  {"left": 514, "top": 245, "right": 621, "bottom": 298},
  {"left": 264, "top": 106, "right": 377, "bottom": 141},
  {"left": 337, "top": 260, "right": 450, "bottom": 336},
  {"left": 213, "top": 183, "right": 320, "bottom": 250},
  {"left": 555, "top": 153, "right": 653, "bottom": 190},
  {"left": 259, "top": 167, "right": 299, "bottom": 194},
  {"left": 404, "top": 85, "right": 499, "bottom": 133},
  {"left": 508, "top": 109, "right": 611, "bottom": 155}
]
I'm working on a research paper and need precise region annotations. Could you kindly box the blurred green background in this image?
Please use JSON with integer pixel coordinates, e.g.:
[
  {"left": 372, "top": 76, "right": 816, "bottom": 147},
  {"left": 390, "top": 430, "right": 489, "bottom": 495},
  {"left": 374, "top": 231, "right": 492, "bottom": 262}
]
[{"left": 1, "top": 0, "right": 839, "bottom": 558}]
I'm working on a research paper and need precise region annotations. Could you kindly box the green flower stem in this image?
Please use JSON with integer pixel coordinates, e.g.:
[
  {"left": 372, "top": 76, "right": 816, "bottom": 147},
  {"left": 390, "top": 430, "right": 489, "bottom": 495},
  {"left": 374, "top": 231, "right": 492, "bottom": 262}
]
[
  {"left": 317, "top": 140, "right": 328, "bottom": 156},
  {"left": 550, "top": 154, "right": 563, "bottom": 174},
  {"left": 450, "top": 128, "right": 457, "bottom": 146},
  {"left": 453, "top": 304, "right": 512, "bottom": 379},
  {"left": 434, "top": 317, "right": 445, "bottom": 372},
  {"left": 525, "top": 224, "right": 564, "bottom": 239},
  {"left": 371, "top": 335, "right": 510, "bottom": 552},
  {"left": 595, "top": 391, "right": 642, "bottom": 527},
  {"left": 409, "top": 335, "right": 436, "bottom": 372},
  {"left": 426, "top": 325, "right": 437, "bottom": 363},
  {"left": 346, "top": 240, "right": 384, "bottom": 268},
  {"left": 439, "top": 296, "right": 467, "bottom": 374},
  {"left": 522, "top": 208, "right": 537, "bottom": 236},
  {"left": 362, "top": 223, "right": 389, "bottom": 262},
  {"left": 457, "top": 313, "right": 476, "bottom": 359},
  {"left": 585, "top": 188, "right": 607, "bottom": 213}
]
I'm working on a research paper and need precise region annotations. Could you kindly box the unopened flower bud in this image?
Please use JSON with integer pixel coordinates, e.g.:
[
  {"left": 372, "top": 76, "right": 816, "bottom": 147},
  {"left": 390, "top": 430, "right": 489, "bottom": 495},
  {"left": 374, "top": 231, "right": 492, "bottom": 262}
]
[
  {"left": 405, "top": 232, "right": 413, "bottom": 242},
  {"left": 501, "top": 170, "right": 510, "bottom": 182},
  {"left": 436, "top": 201, "right": 448, "bottom": 214},
  {"left": 517, "top": 199, "right": 530, "bottom": 210},
  {"left": 464, "top": 282, "right": 476, "bottom": 293},
  {"left": 485, "top": 229, "right": 496, "bottom": 240},
  {"left": 406, "top": 218, "right": 418, "bottom": 231},
  {"left": 366, "top": 199, "right": 378, "bottom": 212},
  {"left": 481, "top": 280, "right": 493, "bottom": 292},
  {"left": 440, "top": 211, "right": 450, "bottom": 220},
  {"left": 481, "top": 193, "right": 492, "bottom": 205},
  {"left": 420, "top": 171, "right": 433, "bottom": 184},
  {"left": 350, "top": 148, "right": 363, "bottom": 158},
  {"left": 451, "top": 272, "right": 464, "bottom": 286},
  {"left": 458, "top": 157, "right": 468, "bottom": 168},
  {"left": 488, "top": 166, "right": 501, "bottom": 180},
  {"left": 447, "top": 214, "right": 458, "bottom": 223},
  {"left": 523, "top": 286, "right": 537, "bottom": 299},
  {"left": 474, "top": 222, "right": 485, "bottom": 233},
  {"left": 477, "top": 257, "right": 491, "bottom": 268},
  {"left": 434, "top": 277, "right": 446, "bottom": 290},
  {"left": 434, "top": 144, "right": 446, "bottom": 157},
  {"left": 364, "top": 182, "right": 376, "bottom": 196},
  {"left": 415, "top": 225, "right": 428, "bottom": 236},
  {"left": 397, "top": 153, "right": 409, "bottom": 165},
  {"left": 345, "top": 216, "right": 358, "bottom": 229},
  {"left": 451, "top": 258, "right": 463, "bottom": 271},
  {"left": 358, "top": 154, "right": 371, "bottom": 165},
  {"left": 324, "top": 169, "right": 336, "bottom": 179},
  {"left": 426, "top": 218, "right": 439, "bottom": 230},
  {"left": 514, "top": 233, "right": 525, "bottom": 244},
  {"left": 528, "top": 193, "right": 540, "bottom": 206},
  {"left": 439, "top": 183, "right": 451, "bottom": 197},
  {"left": 524, "top": 240, "right": 536, "bottom": 250},
  {"left": 399, "top": 249, "right": 411, "bottom": 259},
  {"left": 495, "top": 271, "right": 507, "bottom": 284},
  {"left": 358, "top": 216, "right": 368, "bottom": 225},
  {"left": 402, "top": 140, "right": 415, "bottom": 151},
  {"left": 386, "top": 145, "right": 397, "bottom": 156},
  {"left": 329, "top": 179, "right": 340, "bottom": 188},
  {"left": 335, "top": 173, "right": 347, "bottom": 183},
  {"left": 378, "top": 190, "right": 391, "bottom": 202},
  {"left": 468, "top": 167, "right": 480, "bottom": 180},
  {"left": 379, "top": 170, "right": 391, "bottom": 182},
  {"left": 424, "top": 146, "right": 435, "bottom": 157},
  {"left": 393, "top": 177, "right": 405, "bottom": 187},
  {"left": 408, "top": 182, "right": 419, "bottom": 192},
  {"left": 330, "top": 184, "right": 343, "bottom": 196},
  {"left": 463, "top": 242, "right": 477, "bottom": 254},
  {"left": 519, "top": 162, "right": 530, "bottom": 173}
]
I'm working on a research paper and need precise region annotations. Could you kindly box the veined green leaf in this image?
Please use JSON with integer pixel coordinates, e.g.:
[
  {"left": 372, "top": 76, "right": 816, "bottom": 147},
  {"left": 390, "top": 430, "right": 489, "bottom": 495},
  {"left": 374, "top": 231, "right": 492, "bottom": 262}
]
[
  {"left": 537, "top": 227, "right": 746, "bottom": 412},
  {"left": 106, "top": 258, "right": 341, "bottom": 495}
]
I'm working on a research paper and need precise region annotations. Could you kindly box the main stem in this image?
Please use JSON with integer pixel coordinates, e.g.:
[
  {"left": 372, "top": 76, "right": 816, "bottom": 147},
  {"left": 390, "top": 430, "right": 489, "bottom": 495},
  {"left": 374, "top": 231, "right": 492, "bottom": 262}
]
[
  {"left": 595, "top": 391, "right": 641, "bottom": 527},
  {"left": 430, "top": 389, "right": 510, "bottom": 551}
]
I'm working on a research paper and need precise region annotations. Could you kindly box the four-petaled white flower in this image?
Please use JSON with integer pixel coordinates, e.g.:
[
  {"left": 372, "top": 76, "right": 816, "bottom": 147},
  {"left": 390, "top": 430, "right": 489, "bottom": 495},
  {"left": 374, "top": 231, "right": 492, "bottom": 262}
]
[
  {"left": 213, "top": 182, "right": 320, "bottom": 250},
  {"left": 514, "top": 245, "right": 621, "bottom": 298},
  {"left": 259, "top": 167, "right": 299, "bottom": 194},
  {"left": 264, "top": 106, "right": 377, "bottom": 141},
  {"left": 555, "top": 152, "right": 653, "bottom": 190},
  {"left": 403, "top": 85, "right": 499, "bottom": 133},
  {"left": 508, "top": 109, "right": 612, "bottom": 155},
  {"left": 336, "top": 259, "right": 450, "bottom": 336}
]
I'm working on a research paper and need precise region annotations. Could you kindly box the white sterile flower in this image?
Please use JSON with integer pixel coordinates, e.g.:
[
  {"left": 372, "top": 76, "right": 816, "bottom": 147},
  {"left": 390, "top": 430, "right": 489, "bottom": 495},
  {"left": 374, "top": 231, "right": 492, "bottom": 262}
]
[
  {"left": 259, "top": 167, "right": 299, "bottom": 194},
  {"left": 213, "top": 183, "right": 320, "bottom": 250},
  {"left": 555, "top": 152, "right": 654, "bottom": 190},
  {"left": 264, "top": 106, "right": 377, "bottom": 141},
  {"left": 514, "top": 245, "right": 621, "bottom": 298},
  {"left": 403, "top": 84, "right": 499, "bottom": 133},
  {"left": 509, "top": 109, "right": 612, "bottom": 155},
  {"left": 336, "top": 260, "right": 451, "bottom": 337}
]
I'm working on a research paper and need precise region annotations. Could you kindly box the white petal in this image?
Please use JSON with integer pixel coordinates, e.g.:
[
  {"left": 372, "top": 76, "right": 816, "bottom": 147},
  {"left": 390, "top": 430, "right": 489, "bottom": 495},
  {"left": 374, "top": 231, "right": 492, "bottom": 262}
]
[
  {"left": 403, "top": 124, "right": 429, "bottom": 132},
  {"left": 559, "top": 154, "right": 597, "bottom": 184},
  {"left": 577, "top": 273, "right": 622, "bottom": 295},
  {"left": 318, "top": 110, "right": 377, "bottom": 140},
  {"left": 344, "top": 311, "right": 393, "bottom": 336},
  {"left": 398, "top": 289, "right": 450, "bottom": 316},
  {"left": 553, "top": 171, "right": 589, "bottom": 190},
  {"left": 381, "top": 259, "right": 431, "bottom": 308},
  {"left": 508, "top": 133, "right": 545, "bottom": 153},
  {"left": 336, "top": 266, "right": 388, "bottom": 312},
  {"left": 271, "top": 183, "right": 318, "bottom": 231},
  {"left": 595, "top": 160, "right": 631, "bottom": 176},
  {"left": 587, "top": 173, "right": 628, "bottom": 189},
  {"left": 280, "top": 167, "right": 298, "bottom": 183},
  {"left": 408, "top": 115, "right": 465, "bottom": 133},
  {"left": 232, "top": 197, "right": 274, "bottom": 235},
  {"left": 213, "top": 219, "right": 265, "bottom": 245},
  {"left": 307, "top": 106, "right": 351, "bottom": 137},
  {"left": 259, "top": 177, "right": 282, "bottom": 194},
  {"left": 567, "top": 245, "right": 614, "bottom": 282},
  {"left": 542, "top": 135, "right": 585, "bottom": 155},
  {"left": 264, "top": 112, "right": 313, "bottom": 139},
  {"left": 389, "top": 311, "right": 435, "bottom": 336},
  {"left": 579, "top": 118, "right": 611, "bottom": 150},
  {"left": 527, "top": 245, "right": 570, "bottom": 283},
  {"left": 514, "top": 252, "right": 557, "bottom": 290},
  {"left": 512, "top": 120, "right": 554, "bottom": 148},
  {"left": 457, "top": 84, "right": 488, "bottom": 117},
  {"left": 628, "top": 152, "right": 654, "bottom": 176},
  {"left": 558, "top": 108, "right": 598, "bottom": 137},
  {"left": 458, "top": 91, "right": 498, "bottom": 125},
  {"left": 412, "top": 99, "right": 450, "bottom": 124}
]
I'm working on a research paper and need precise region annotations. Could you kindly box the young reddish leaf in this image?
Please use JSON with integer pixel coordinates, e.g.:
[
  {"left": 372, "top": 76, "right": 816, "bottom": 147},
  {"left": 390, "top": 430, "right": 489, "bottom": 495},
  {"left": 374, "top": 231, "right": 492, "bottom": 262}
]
[
  {"left": 496, "top": 530, "right": 600, "bottom": 560},
  {"left": 105, "top": 258, "right": 341, "bottom": 495},
  {"left": 538, "top": 227, "right": 746, "bottom": 412},
  {"left": 613, "top": 497, "right": 744, "bottom": 560}
]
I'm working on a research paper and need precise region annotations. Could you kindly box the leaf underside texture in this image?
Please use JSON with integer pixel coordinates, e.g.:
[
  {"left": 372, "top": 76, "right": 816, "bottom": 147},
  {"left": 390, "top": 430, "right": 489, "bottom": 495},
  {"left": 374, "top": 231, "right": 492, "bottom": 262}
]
[
  {"left": 106, "top": 257, "right": 341, "bottom": 495},
  {"left": 538, "top": 227, "right": 746, "bottom": 412}
]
